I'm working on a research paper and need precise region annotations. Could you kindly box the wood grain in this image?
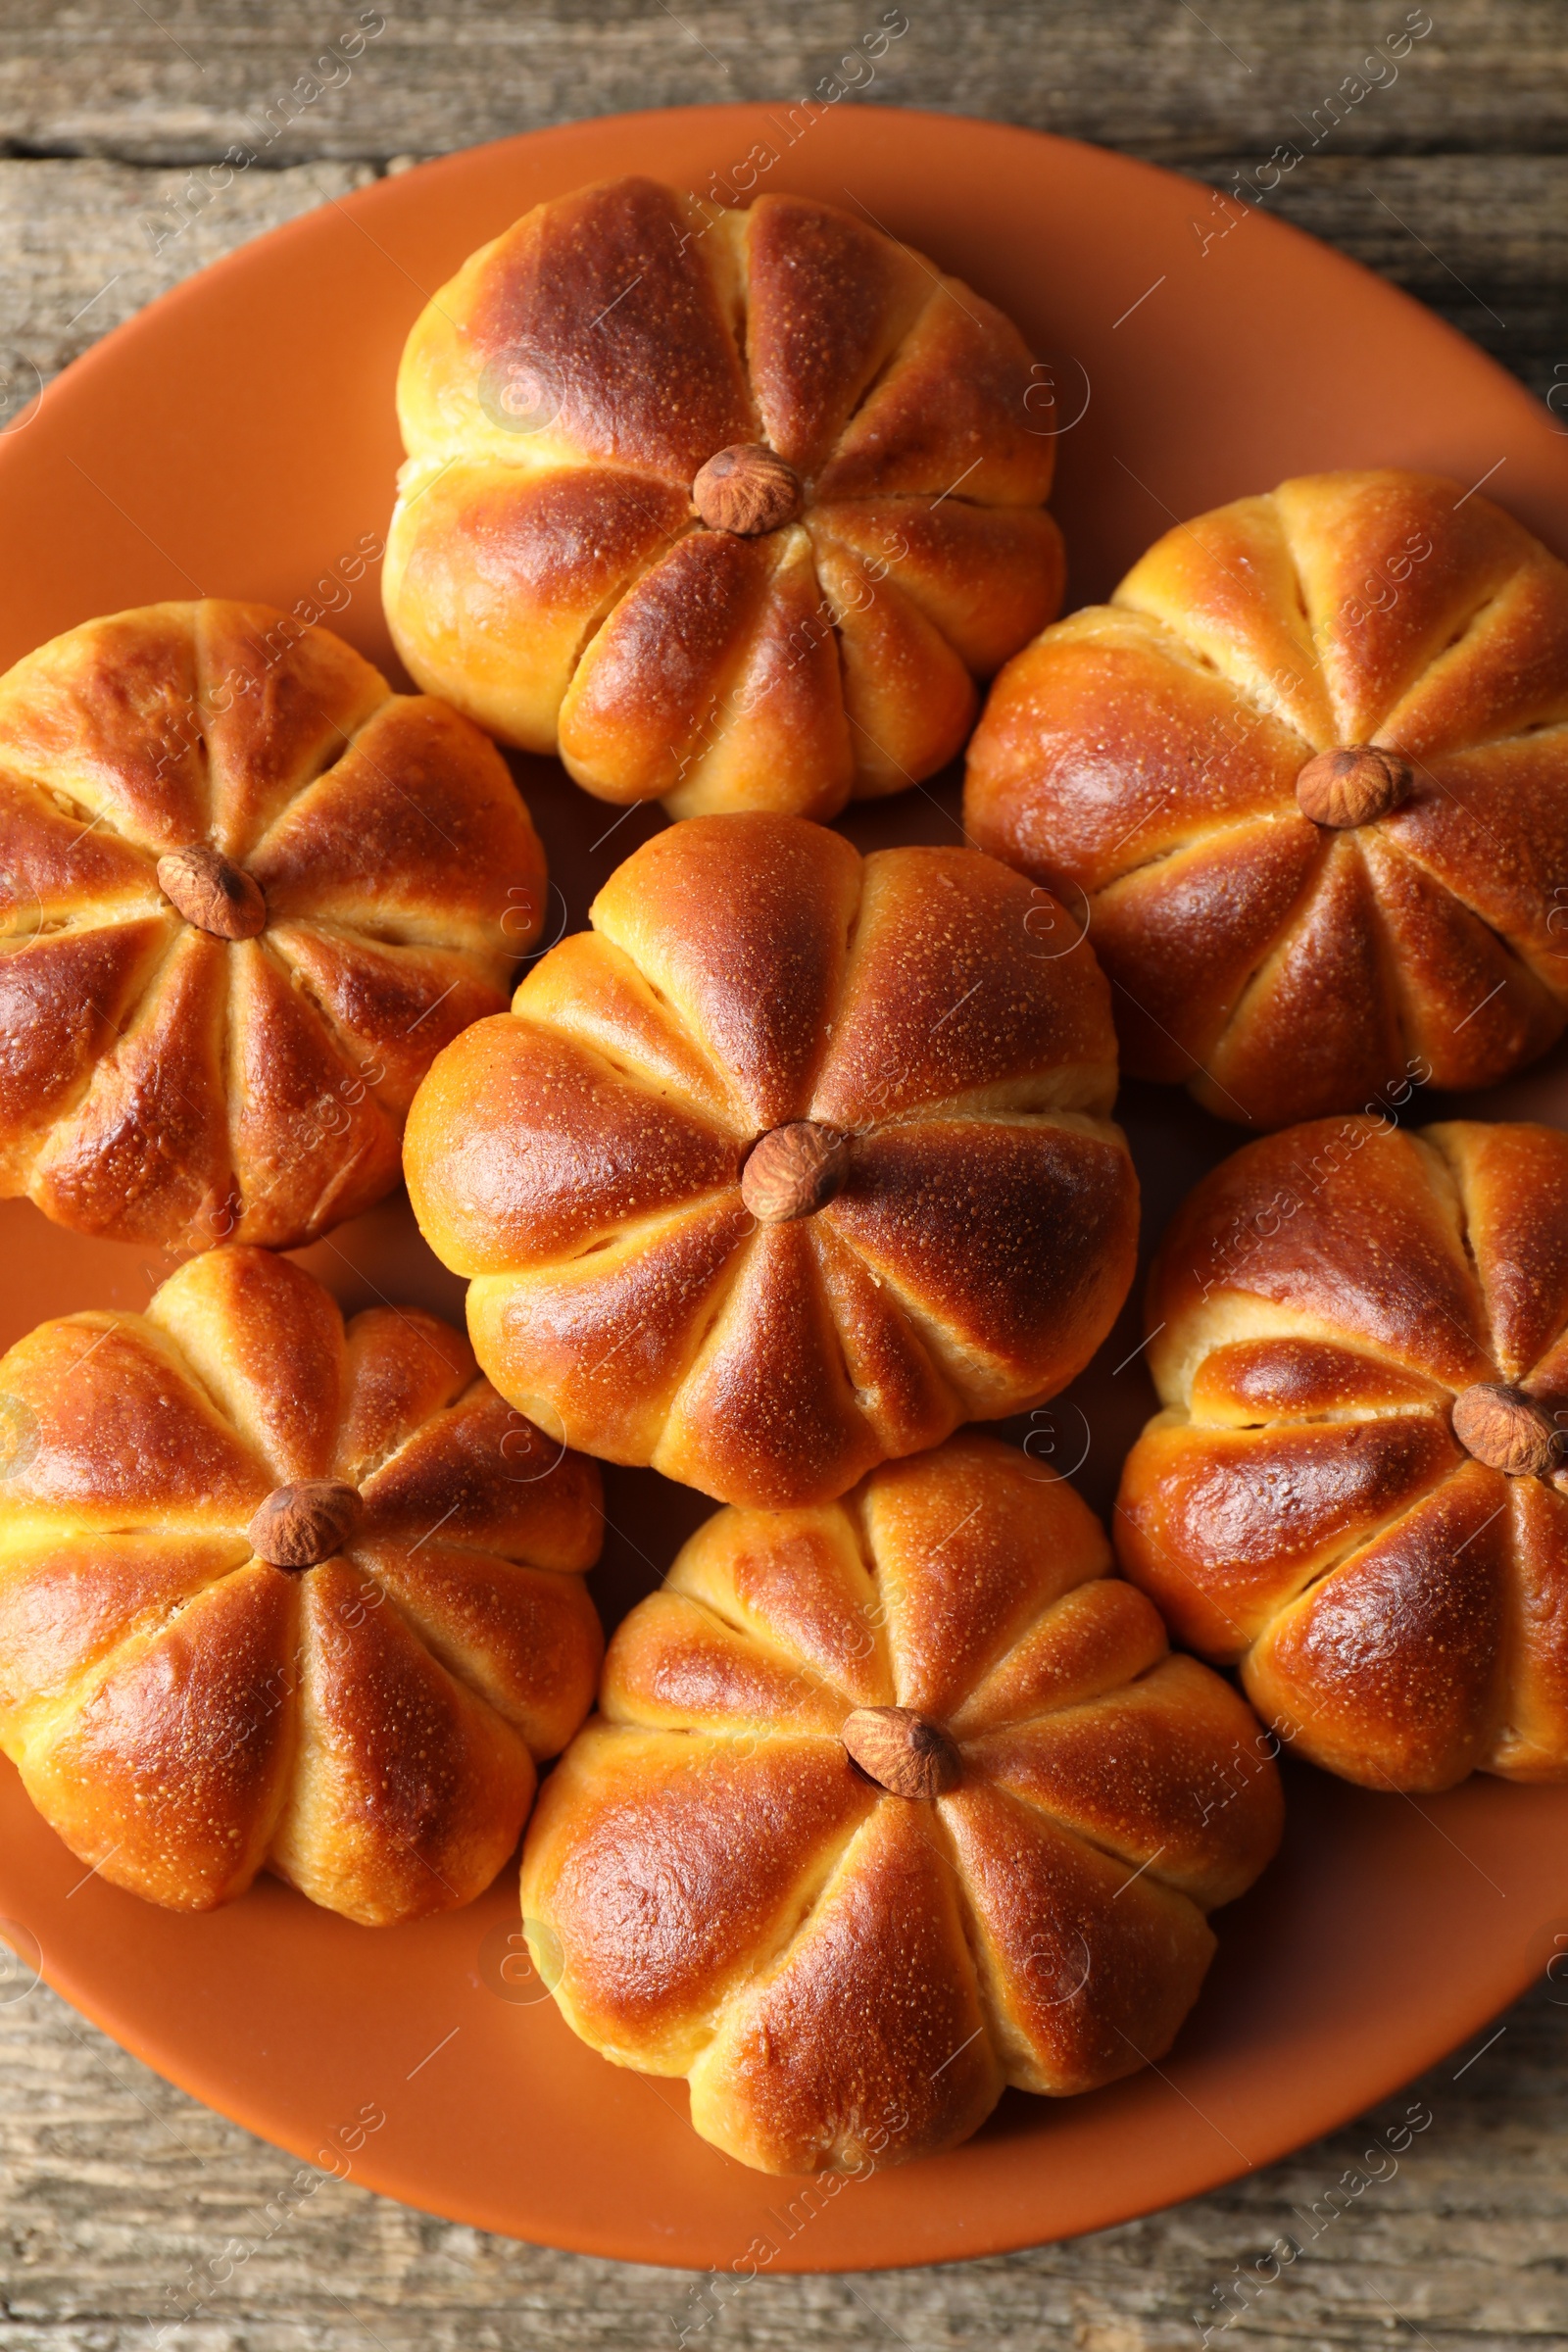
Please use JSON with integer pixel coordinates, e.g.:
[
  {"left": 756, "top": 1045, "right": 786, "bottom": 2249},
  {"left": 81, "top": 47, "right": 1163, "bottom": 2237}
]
[
  {"left": 0, "top": 3, "right": 1563, "bottom": 403},
  {"left": 0, "top": 3, "right": 1564, "bottom": 2342},
  {"left": 0, "top": 1971, "right": 1562, "bottom": 2348}
]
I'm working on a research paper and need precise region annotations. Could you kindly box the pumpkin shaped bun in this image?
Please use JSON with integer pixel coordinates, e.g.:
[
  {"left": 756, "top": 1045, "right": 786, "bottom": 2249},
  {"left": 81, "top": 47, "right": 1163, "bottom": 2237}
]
[
  {"left": 0, "top": 600, "right": 547, "bottom": 1250},
  {"left": 383, "top": 175, "right": 1063, "bottom": 818},
  {"left": 1116, "top": 1116, "right": 1568, "bottom": 1792},
  {"left": 521, "top": 1436, "right": 1283, "bottom": 2177},
  {"left": 404, "top": 813, "right": 1139, "bottom": 1509},
  {"left": 965, "top": 470, "right": 1568, "bottom": 1128},
  {"left": 0, "top": 1247, "right": 603, "bottom": 1921}
]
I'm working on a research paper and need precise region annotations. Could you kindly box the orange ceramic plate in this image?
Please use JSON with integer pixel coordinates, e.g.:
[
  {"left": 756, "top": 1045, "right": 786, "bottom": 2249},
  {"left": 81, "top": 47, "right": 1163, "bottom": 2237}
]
[{"left": 1, "top": 105, "right": 1566, "bottom": 2273}]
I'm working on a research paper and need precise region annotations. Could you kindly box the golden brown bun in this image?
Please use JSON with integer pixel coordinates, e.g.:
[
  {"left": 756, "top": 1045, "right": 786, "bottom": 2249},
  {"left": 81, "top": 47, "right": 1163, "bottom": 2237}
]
[
  {"left": 383, "top": 176, "right": 1063, "bottom": 819},
  {"left": 405, "top": 812, "right": 1139, "bottom": 1508},
  {"left": 0, "top": 1246, "right": 603, "bottom": 1920},
  {"left": 0, "top": 600, "right": 547, "bottom": 1249},
  {"left": 521, "top": 1434, "right": 1282, "bottom": 2176},
  {"left": 965, "top": 469, "right": 1568, "bottom": 1127},
  {"left": 1115, "top": 1115, "right": 1568, "bottom": 1791}
]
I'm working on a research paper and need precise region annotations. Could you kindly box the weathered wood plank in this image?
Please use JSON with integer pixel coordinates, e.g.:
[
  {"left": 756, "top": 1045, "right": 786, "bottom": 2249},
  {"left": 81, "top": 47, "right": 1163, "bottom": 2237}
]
[
  {"left": 0, "top": 10, "right": 1564, "bottom": 2344},
  {"left": 1193, "top": 153, "right": 1568, "bottom": 402},
  {"left": 0, "top": 1973, "right": 1563, "bottom": 2348},
  {"left": 0, "top": 159, "right": 377, "bottom": 423},
  {"left": 0, "top": 1, "right": 1564, "bottom": 166},
  {"left": 0, "top": 150, "right": 1560, "bottom": 419}
]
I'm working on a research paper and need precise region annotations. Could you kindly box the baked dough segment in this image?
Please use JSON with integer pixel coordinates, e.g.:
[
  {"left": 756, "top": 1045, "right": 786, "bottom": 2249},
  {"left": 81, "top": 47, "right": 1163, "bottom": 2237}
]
[
  {"left": 1424, "top": 1120, "right": 1568, "bottom": 1379},
  {"left": 951, "top": 1576, "right": 1168, "bottom": 1738},
  {"left": 1089, "top": 819, "right": 1325, "bottom": 1084},
  {"left": 966, "top": 471, "right": 1568, "bottom": 1126},
  {"left": 0, "top": 1306, "right": 271, "bottom": 1543},
  {"left": 945, "top": 1782, "right": 1215, "bottom": 2099},
  {"left": 0, "top": 915, "right": 174, "bottom": 1193},
  {"left": 811, "top": 274, "right": 1054, "bottom": 509},
  {"left": 806, "top": 498, "right": 1065, "bottom": 679},
  {"left": 0, "top": 1532, "right": 252, "bottom": 1757},
  {"left": 1147, "top": 1119, "right": 1494, "bottom": 1397},
  {"left": 0, "top": 602, "right": 545, "bottom": 1249},
  {"left": 465, "top": 1196, "right": 758, "bottom": 1468},
  {"left": 556, "top": 516, "right": 856, "bottom": 818},
  {"left": 1356, "top": 827, "right": 1560, "bottom": 1095},
  {"left": 24, "top": 1562, "right": 300, "bottom": 1911},
  {"left": 367, "top": 1539, "right": 624, "bottom": 1761},
  {"left": 809, "top": 846, "right": 1117, "bottom": 1125},
  {"left": 246, "top": 691, "right": 537, "bottom": 974},
  {"left": 966, "top": 1651, "right": 1296, "bottom": 1907},
  {"left": 149, "top": 1245, "right": 345, "bottom": 1481},
  {"left": 223, "top": 933, "right": 403, "bottom": 1250},
  {"left": 1114, "top": 1408, "right": 1463, "bottom": 1657},
  {"left": 341, "top": 1347, "right": 605, "bottom": 1763},
  {"left": 599, "top": 1588, "right": 856, "bottom": 1740},
  {"left": 587, "top": 813, "right": 860, "bottom": 1130},
  {"left": 1376, "top": 731, "right": 1568, "bottom": 993},
  {"left": 1186, "top": 1335, "right": 1448, "bottom": 1422},
  {"left": 410, "top": 816, "right": 1137, "bottom": 1508},
  {"left": 1272, "top": 469, "right": 1539, "bottom": 747},
  {"left": 0, "top": 601, "right": 210, "bottom": 850},
  {"left": 654, "top": 1218, "right": 881, "bottom": 1508},
  {"left": 513, "top": 928, "right": 744, "bottom": 1131},
  {"left": 194, "top": 599, "right": 389, "bottom": 858},
  {"left": 0, "top": 1248, "right": 603, "bottom": 1920},
  {"left": 558, "top": 528, "right": 781, "bottom": 806},
  {"left": 820, "top": 1117, "right": 1138, "bottom": 1415},
  {"left": 1496, "top": 1476, "right": 1568, "bottom": 1779},
  {"left": 1243, "top": 1461, "right": 1511, "bottom": 1790},
  {"left": 0, "top": 765, "right": 160, "bottom": 929},
  {"left": 331, "top": 1301, "right": 477, "bottom": 1486},
  {"left": 657, "top": 528, "right": 857, "bottom": 822},
  {"left": 808, "top": 530, "right": 978, "bottom": 793},
  {"left": 808, "top": 1217, "right": 958, "bottom": 1464},
  {"left": 860, "top": 1437, "right": 1113, "bottom": 1723},
  {"left": 687, "top": 1798, "right": 1001, "bottom": 2176},
  {"left": 523, "top": 1723, "right": 876, "bottom": 2075},
  {"left": 271, "top": 1553, "right": 535, "bottom": 1923},
  {"left": 1118, "top": 1116, "right": 1568, "bottom": 1788},
  {"left": 1113, "top": 491, "right": 1333, "bottom": 748},
  {"left": 522, "top": 1438, "right": 1282, "bottom": 2174},
  {"left": 387, "top": 180, "right": 1062, "bottom": 816},
  {"left": 28, "top": 923, "right": 236, "bottom": 1245},
  {"left": 1199, "top": 837, "right": 1403, "bottom": 1128},
  {"left": 403, "top": 1010, "right": 743, "bottom": 1277},
  {"left": 662, "top": 1497, "right": 891, "bottom": 1711},
  {"left": 266, "top": 925, "right": 506, "bottom": 1118},
  {"left": 966, "top": 606, "right": 1316, "bottom": 895},
  {"left": 356, "top": 1370, "right": 602, "bottom": 1570},
  {"left": 1376, "top": 542, "right": 1568, "bottom": 760},
  {"left": 381, "top": 461, "right": 694, "bottom": 754},
  {"left": 422, "top": 175, "right": 756, "bottom": 482},
  {"left": 741, "top": 191, "right": 932, "bottom": 475}
]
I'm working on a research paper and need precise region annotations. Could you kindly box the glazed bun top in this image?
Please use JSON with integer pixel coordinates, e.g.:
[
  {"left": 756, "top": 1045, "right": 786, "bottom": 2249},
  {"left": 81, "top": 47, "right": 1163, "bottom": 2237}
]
[
  {"left": 406, "top": 812, "right": 1139, "bottom": 1509},
  {"left": 0, "top": 599, "right": 546, "bottom": 1250},
  {"left": 384, "top": 175, "right": 1064, "bottom": 819},
  {"left": 967, "top": 468, "right": 1568, "bottom": 1128}
]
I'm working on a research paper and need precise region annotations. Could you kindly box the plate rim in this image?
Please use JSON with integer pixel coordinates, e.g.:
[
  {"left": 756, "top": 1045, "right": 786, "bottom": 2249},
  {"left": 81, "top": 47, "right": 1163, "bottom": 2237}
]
[{"left": 1, "top": 98, "right": 1566, "bottom": 2271}]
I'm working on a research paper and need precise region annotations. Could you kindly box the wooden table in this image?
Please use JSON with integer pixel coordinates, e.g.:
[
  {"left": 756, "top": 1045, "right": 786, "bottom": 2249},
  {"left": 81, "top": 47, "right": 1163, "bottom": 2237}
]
[{"left": 1, "top": 6, "right": 1564, "bottom": 2344}]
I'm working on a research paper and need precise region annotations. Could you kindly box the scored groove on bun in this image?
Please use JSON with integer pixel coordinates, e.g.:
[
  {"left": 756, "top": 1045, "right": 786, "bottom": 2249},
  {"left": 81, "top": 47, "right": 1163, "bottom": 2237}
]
[
  {"left": 965, "top": 469, "right": 1568, "bottom": 1128},
  {"left": 1116, "top": 1115, "right": 1568, "bottom": 1791},
  {"left": 0, "top": 1247, "right": 603, "bottom": 1920},
  {"left": 383, "top": 176, "right": 1064, "bottom": 819},
  {"left": 404, "top": 813, "right": 1140, "bottom": 1509},
  {"left": 0, "top": 600, "right": 547, "bottom": 1250},
  {"left": 522, "top": 1435, "right": 1282, "bottom": 2177}
]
